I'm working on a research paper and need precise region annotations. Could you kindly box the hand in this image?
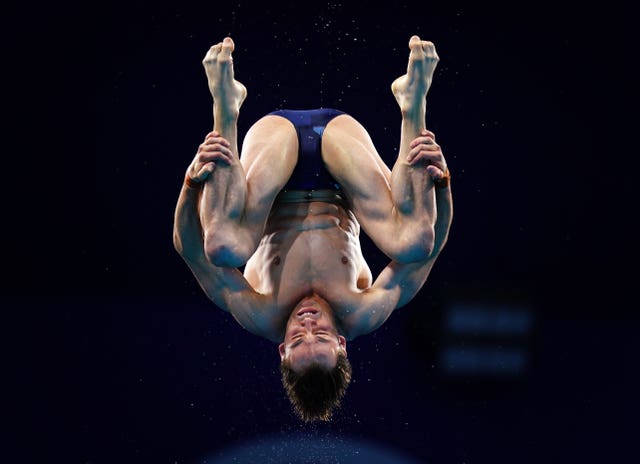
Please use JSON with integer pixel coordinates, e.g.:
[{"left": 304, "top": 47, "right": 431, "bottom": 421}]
[
  {"left": 186, "top": 131, "right": 233, "bottom": 182},
  {"left": 407, "top": 129, "right": 448, "bottom": 181}
]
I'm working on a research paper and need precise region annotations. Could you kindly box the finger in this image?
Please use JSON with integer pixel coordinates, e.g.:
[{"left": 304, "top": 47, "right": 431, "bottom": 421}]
[
  {"left": 204, "top": 131, "right": 222, "bottom": 142},
  {"left": 195, "top": 162, "right": 216, "bottom": 181},
  {"left": 198, "top": 153, "right": 231, "bottom": 166},
  {"left": 426, "top": 165, "right": 445, "bottom": 179},
  {"left": 409, "top": 151, "right": 446, "bottom": 169},
  {"left": 204, "top": 134, "right": 231, "bottom": 147},
  {"left": 199, "top": 147, "right": 233, "bottom": 164},
  {"left": 409, "top": 134, "right": 436, "bottom": 148},
  {"left": 205, "top": 131, "right": 226, "bottom": 141},
  {"left": 407, "top": 144, "right": 440, "bottom": 163},
  {"left": 189, "top": 163, "right": 216, "bottom": 182},
  {"left": 408, "top": 151, "right": 444, "bottom": 167},
  {"left": 201, "top": 141, "right": 232, "bottom": 153},
  {"left": 200, "top": 143, "right": 233, "bottom": 159}
]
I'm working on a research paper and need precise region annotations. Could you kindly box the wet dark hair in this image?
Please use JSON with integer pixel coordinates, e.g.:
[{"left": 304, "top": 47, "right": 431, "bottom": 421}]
[{"left": 280, "top": 352, "right": 352, "bottom": 422}]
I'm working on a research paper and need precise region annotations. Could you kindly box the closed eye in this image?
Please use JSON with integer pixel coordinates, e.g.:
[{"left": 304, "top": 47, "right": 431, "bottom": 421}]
[{"left": 290, "top": 334, "right": 331, "bottom": 349}]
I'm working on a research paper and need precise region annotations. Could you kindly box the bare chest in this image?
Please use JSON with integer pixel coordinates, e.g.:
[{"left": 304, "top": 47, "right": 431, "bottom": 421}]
[
  {"left": 250, "top": 228, "right": 359, "bottom": 296},
  {"left": 244, "top": 203, "right": 366, "bottom": 323}
]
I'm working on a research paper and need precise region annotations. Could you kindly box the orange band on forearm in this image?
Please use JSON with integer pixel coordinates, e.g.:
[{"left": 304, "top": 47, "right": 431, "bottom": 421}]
[
  {"left": 434, "top": 168, "right": 451, "bottom": 189},
  {"left": 184, "top": 175, "right": 203, "bottom": 189}
]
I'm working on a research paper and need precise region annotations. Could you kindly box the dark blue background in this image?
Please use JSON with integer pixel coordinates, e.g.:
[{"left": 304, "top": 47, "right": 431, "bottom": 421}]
[{"left": 6, "top": 2, "right": 636, "bottom": 463}]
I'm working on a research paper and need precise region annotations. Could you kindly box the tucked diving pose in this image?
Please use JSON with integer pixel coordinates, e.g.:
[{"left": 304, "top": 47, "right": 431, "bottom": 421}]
[{"left": 173, "top": 35, "right": 453, "bottom": 422}]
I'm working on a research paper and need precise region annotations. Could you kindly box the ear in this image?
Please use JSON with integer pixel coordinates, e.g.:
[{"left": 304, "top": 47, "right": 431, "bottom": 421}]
[
  {"left": 338, "top": 335, "right": 347, "bottom": 355},
  {"left": 278, "top": 342, "right": 286, "bottom": 361}
]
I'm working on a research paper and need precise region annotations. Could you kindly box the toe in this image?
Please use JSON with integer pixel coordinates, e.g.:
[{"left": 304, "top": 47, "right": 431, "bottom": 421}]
[
  {"left": 409, "top": 35, "right": 421, "bottom": 48},
  {"left": 221, "top": 37, "right": 234, "bottom": 58},
  {"left": 223, "top": 37, "right": 235, "bottom": 50}
]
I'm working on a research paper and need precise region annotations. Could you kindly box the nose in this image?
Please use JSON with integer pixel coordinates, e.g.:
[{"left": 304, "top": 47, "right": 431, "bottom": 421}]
[{"left": 302, "top": 318, "right": 316, "bottom": 329}]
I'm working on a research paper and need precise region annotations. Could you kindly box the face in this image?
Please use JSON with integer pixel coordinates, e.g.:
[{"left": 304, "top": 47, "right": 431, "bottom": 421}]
[{"left": 279, "top": 294, "right": 347, "bottom": 372}]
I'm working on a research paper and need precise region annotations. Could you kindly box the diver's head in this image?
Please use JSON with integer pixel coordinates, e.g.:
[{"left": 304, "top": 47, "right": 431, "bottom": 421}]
[
  {"left": 279, "top": 294, "right": 347, "bottom": 370},
  {"left": 278, "top": 294, "right": 352, "bottom": 422}
]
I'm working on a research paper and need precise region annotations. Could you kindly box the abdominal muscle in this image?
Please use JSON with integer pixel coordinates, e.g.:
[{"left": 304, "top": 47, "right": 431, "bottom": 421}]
[{"left": 243, "top": 199, "right": 370, "bottom": 325}]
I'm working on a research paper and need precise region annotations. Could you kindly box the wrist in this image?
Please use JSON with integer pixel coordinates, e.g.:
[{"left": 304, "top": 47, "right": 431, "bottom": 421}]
[{"left": 434, "top": 168, "right": 451, "bottom": 189}]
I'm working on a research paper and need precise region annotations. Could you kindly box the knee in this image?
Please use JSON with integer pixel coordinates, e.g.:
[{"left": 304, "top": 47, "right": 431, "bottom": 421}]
[
  {"left": 204, "top": 234, "right": 251, "bottom": 268},
  {"left": 393, "top": 225, "right": 435, "bottom": 263}
]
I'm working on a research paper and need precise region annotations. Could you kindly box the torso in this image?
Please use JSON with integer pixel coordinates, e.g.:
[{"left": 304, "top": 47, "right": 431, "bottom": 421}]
[{"left": 243, "top": 191, "right": 372, "bottom": 338}]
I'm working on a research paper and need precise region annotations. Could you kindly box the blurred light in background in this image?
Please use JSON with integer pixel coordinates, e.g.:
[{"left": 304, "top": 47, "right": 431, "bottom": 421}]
[{"left": 438, "top": 302, "right": 534, "bottom": 378}]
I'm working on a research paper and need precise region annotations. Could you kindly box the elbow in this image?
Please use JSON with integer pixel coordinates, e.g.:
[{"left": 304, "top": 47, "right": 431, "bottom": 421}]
[
  {"left": 432, "top": 233, "right": 450, "bottom": 257},
  {"left": 172, "top": 231, "right": 185, "bottom": 256}
]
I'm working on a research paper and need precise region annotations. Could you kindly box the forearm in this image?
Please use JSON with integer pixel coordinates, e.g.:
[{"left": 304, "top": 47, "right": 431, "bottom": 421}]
[
  {"left": 432, "top": 183, "right": 453, "bottom": 256},
  {"left": 173, "top": 181, "right": 207, "bottom": 261}
]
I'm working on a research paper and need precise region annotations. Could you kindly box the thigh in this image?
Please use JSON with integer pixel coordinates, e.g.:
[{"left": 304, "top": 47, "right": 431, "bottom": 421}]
[
  {"left": 321, "top": 114, "right": 394, "bottom": 228},
  {"left": 240, "top": 115, "right": 298, "bottom": 220}
]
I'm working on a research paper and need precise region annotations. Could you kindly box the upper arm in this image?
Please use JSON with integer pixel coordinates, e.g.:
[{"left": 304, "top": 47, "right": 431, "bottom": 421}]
[
  {"left": 184, "top": 255, "right": 249, "bottom": 309},
  {"left": 183, "top": 255, "right": 272, "bottom": 336},
  {"left": 343, "top": 257, "right": 437, "bottom": 339},
  {"left": 342, "top": 286, "right": 397, "bottom": 340}
]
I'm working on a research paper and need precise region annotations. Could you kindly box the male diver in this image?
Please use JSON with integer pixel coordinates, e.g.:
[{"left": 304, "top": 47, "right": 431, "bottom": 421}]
[{"left": 173, "top": 36, "right": 453, "bottom": 422}]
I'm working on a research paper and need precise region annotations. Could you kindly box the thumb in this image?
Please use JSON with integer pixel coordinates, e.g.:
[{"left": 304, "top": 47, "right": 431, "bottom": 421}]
[
  {"left": 426, "top": 165, "right": 442, "bottom": 179},
  {"left": 196, "top": 162, "right": 216, "bottom": 180}
]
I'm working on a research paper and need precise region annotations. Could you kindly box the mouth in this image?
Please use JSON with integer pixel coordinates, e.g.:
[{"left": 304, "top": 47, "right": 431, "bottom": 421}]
[{"left": 297, "top": 307, "right": 319, "bottom": 317}]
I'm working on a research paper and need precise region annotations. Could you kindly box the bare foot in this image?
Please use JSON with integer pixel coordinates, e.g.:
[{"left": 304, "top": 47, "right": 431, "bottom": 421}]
[
  {"left": 391, "top": 35, "right": 439, "bottom": 114},
  {"left": 202, "top": 37, "right": 247, "bottom": 119}
]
